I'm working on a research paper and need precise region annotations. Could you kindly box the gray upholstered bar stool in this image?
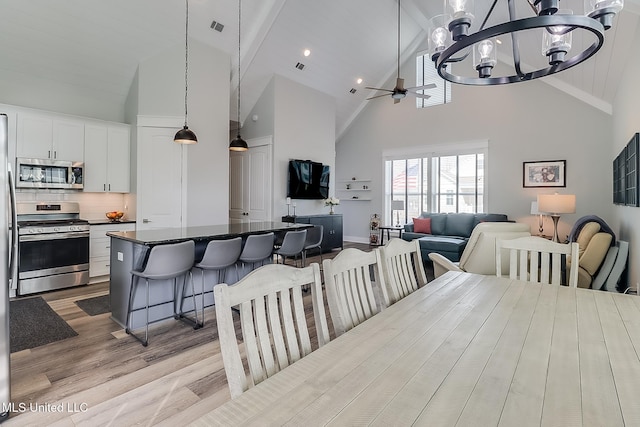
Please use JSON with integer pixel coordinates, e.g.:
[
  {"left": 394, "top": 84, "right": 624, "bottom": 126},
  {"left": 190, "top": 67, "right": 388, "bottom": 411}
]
[
  {"left": 190, "top": 237, "right": 242, "bottom": 326},
  {"left": 126, "top": 240, "right": 196, "bottom": 347},
  {"left": 274, "top": 229, "right": 307, "bottom": 267},
  {"left": 236, "top": 232, "right": 275, "bottom": 281}
]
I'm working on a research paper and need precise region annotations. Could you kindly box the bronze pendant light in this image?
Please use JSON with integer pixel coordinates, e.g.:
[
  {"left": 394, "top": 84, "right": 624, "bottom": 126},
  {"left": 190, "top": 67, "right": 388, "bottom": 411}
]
[
  {"left": 175, "top": 0, "right": 197, "bottom": 144},
  {"left": 229, "top": 0, "right": 248, "bottom": 151}
]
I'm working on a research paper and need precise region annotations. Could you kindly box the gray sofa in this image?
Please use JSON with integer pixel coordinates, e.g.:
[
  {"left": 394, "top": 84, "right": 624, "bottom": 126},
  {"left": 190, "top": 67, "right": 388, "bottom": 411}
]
[{"left": 402, "top": 213, "right": 510, "bottom": 263}]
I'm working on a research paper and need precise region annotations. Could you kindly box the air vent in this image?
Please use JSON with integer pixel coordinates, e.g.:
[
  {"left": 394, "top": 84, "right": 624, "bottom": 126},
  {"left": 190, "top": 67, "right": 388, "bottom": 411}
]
[
  {"left": 210, "top": 21, "right": 224, "bottom": 32},
  {"left": 295, "top": 62, "right": 305, "bottom": 70},
  {"left": 349, "top": 88, "right": 357, "bottom": 94}
]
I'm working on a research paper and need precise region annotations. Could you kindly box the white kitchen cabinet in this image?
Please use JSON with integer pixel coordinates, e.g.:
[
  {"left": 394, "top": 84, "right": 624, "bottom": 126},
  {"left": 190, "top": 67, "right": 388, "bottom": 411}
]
[
  {"left": 89, "top": 222, "right": 135, "bottom": 281},
  {"left": 16, "top": 112, "right": 84, "bottom": 161},
  {"left": 84, "top": 123, "right": 130, "bottom": 192}
]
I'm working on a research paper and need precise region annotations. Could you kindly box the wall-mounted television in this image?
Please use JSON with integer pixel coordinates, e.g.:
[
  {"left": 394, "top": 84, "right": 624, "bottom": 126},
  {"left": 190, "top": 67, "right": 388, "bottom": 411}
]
[{"left": 287, "top": 159, "right": 329, "bottom": 199}]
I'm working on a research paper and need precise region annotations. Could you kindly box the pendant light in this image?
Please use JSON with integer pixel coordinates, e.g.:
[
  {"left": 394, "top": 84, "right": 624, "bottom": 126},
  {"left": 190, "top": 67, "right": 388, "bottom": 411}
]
[
  {"left": 229, "top": 0, "right": 248, "bottom": 151},
  {"left": 175, "top": 0, "right": 198, "bottom": 144}
]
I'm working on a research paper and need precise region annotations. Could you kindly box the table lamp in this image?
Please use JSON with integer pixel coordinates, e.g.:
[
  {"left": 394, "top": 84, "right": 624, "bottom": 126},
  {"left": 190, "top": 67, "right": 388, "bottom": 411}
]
[
  {"left": 537, "top": 193, "right": 576, "bottom": 242},
  {"left": 391, "top": 200, "right": 404, "bottom": 227},
  {"left": 530, "top": 201, "right": 544, "bottom": 235}
]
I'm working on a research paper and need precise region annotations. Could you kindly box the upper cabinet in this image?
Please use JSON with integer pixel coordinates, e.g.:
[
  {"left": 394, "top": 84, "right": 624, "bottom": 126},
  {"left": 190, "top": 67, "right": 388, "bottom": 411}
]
[
  {"left": 84, "top": 123, "right": 130, "bottom": 193},
  {"left": 16, "top": 113, "right": 84, "bottom": 161}
]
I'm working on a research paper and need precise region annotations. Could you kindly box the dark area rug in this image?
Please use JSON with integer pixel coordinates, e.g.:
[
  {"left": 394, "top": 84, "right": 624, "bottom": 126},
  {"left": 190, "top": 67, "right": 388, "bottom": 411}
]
[
  {"left": 75, "top": 295, "right": 110, "bottom": 316},
  {"left": 10, "top": 297, "right": 78, "bottom": 353}
]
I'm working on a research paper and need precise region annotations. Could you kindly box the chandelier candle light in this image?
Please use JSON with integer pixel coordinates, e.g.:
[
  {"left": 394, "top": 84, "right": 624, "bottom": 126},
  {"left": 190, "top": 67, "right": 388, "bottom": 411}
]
[
  {"left": 325, "top": 197, "right": 340, "bottom": 215},
  {"left": 427, "top": 0, "right": 624, "bottom": 86}
]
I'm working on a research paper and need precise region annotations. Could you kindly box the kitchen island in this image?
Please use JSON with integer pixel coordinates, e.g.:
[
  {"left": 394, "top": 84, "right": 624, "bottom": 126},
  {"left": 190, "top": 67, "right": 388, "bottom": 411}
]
[{"left": 107, "top": 221, "right": 309, "bottom": 329}]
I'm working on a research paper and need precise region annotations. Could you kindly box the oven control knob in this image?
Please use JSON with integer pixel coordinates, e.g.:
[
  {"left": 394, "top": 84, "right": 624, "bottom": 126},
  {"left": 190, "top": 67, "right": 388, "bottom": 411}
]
[
  {"left": 53, "top": 227, "right": 60, "bottom": 232},
  {"left": 37, "top": 228, "right": 43, "bottom": 233},
  {"left": 70, "top": 226, "right": 77, "bottom": 231}
]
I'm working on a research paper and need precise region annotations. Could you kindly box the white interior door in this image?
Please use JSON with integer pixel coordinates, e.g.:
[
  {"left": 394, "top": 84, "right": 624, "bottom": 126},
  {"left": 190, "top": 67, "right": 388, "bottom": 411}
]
[
  {"left": 229, "top": 138, "right": 272, "bottom": 223},
  {"left": 137, "top": 126, "right": 184, "bottom": 230}
]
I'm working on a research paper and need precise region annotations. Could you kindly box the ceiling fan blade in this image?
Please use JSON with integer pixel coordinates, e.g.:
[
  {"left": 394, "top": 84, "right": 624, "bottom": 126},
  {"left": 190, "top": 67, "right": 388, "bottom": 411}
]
[
  {"left": 365, "top": 86, "right": 394, "bottom": 93},
  {"left": 366, "top": 93, "right": 391, "bottom": 100},
  {"left": 411, "top": 92, "right": 431, "bottom": 100},
  {"left": 406, "top": 83, "right": 437, "bottom": 91},
  {"left": 395, "top": 77, "right": 405, "bottom": 91}
]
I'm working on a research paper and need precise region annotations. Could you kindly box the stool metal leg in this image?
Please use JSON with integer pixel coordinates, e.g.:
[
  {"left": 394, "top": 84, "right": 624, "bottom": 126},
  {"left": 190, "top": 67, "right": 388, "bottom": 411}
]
[
  {"left": 177, "top": 271, "right": 200, "bottom": 329},
  {"left": 125, "top": 276, "right": 149, "bottom": 347}
]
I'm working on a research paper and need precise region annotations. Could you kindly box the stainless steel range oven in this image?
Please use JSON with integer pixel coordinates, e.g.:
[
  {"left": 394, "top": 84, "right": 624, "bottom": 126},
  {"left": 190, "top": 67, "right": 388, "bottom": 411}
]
[{"left": 16, "top": 202, "right": 89, "bottom": 295}]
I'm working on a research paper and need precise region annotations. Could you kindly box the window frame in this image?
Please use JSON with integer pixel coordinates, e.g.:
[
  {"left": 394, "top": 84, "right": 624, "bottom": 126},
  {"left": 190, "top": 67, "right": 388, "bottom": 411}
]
[{"left": 382, "top": 141, "right": 488, "bottom": 225}]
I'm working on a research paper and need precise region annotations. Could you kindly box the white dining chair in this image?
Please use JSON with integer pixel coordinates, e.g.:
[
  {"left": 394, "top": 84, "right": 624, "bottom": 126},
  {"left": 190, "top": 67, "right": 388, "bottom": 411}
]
[
  {"left": 377, "top": 238, "right": 428, "bottom": 306},
  {"left": 214, "top": 263, "right": 329, "bottom": 399},
  {"left": 496, "top": 236, "right": 579, "bottom": 287},
  {"left": 322, "top": 248, "right": 386, "bottom": 337}
]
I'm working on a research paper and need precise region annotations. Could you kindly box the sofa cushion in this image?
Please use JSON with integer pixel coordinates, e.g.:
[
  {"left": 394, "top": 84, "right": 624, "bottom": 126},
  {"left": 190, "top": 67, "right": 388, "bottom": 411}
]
[
  {"left": 418, "top": 236, "right": 467, "bottom": 253},
  {"left": 576, "top": 222, "right": 600, "bottom": 257},
  {"left": 430, "top": 214, "right": 447, "bottom": 235},
  {"left": 413, "top": 217, "right": 431, "bottom": 234},
  {"left": 445, "top": 213, "right": 475, "bottom": 238},
  {"left": 402, "top": 231, "right": 426, "bottom": 241},
  {"left": 579, "top": 232, "right": 612, "bottom": 276}
]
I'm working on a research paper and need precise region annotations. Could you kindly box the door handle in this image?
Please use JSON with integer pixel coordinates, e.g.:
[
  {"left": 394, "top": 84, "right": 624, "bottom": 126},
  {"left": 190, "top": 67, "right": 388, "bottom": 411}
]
[{"left": 143, "top": 219, "right": 152, "bottom": 223}]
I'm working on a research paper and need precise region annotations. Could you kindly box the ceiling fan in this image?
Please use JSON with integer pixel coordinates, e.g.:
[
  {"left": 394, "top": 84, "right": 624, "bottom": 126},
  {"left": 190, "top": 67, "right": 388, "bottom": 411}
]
[{"left": 366, "top": 0, "right": 436, "bottom": 104}]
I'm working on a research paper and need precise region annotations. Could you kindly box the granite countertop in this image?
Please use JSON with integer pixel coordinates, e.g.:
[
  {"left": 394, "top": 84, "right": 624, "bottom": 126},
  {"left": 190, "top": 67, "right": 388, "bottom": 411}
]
[{"left": 107, "top": 221, "right": 310, "bottom": 245}]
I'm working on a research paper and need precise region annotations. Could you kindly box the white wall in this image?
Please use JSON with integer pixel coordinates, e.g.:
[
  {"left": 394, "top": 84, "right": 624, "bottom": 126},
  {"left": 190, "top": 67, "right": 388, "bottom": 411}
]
[
  {"left": 612, "top": 24, "right": 640, "bottom": 290},
  {"left": 241, "top": 78, "right": 275, "bottom": 139},
  {"left": 135, "top": 39, "right": 231, "bottom": 226},
  {"left": 242, "top": 75, "right": 336, "bottom": 220},
  {"left": 337, "top": 58, "right": 613, "bottom": 243}
]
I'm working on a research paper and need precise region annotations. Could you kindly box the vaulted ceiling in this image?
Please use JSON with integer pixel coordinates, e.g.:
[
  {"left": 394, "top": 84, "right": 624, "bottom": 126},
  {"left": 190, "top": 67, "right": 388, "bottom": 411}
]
[{"left": 1, "top": 0, "right": 638, "bottom": 140}]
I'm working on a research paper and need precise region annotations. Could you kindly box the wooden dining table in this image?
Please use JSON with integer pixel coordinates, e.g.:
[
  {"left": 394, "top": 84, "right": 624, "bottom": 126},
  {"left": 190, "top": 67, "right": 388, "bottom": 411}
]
[{"left": 190, "top": 271, "right": 640, "bottom": 427}]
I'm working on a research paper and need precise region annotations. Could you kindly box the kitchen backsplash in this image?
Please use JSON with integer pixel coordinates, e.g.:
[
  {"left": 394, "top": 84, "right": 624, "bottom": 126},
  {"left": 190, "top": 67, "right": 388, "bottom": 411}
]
[{"left": 16, "top": 191, "right": 131, "bottom": 222}]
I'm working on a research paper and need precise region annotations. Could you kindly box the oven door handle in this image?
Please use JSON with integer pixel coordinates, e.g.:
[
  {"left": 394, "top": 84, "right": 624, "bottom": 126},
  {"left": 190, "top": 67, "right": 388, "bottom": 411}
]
[{"left": 19, "top": 231, "right": 90, "bottom": 242}]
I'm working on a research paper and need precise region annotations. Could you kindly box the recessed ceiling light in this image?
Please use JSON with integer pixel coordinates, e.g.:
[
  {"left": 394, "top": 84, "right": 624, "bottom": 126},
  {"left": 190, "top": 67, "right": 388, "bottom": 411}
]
[
  {"left": 303, "top": 49, "right": 311, "bottom": 57},
  {"left": 356, "top": 78, "right": 363, "bottom": 85},
  {"left": 496, "top": 39, "right": 502, "bottom": 45}
]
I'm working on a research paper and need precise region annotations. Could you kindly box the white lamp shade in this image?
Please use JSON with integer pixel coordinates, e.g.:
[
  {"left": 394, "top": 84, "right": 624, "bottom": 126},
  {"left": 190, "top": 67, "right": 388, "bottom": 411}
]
[
  {"left": 530, "top": 201, "right": 541, "bottom": 215},
  {"left": 537, "top": 194, "right": 576, "bottom": 214},
  {"left": 392, "top": 200, "right": 404, "bottom": 210}
]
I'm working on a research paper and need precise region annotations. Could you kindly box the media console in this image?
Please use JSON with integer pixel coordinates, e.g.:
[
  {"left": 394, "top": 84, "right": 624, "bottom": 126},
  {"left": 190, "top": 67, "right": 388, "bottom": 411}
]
[{"left": 282, "top": 214, "right": 343, "bottom": 252}]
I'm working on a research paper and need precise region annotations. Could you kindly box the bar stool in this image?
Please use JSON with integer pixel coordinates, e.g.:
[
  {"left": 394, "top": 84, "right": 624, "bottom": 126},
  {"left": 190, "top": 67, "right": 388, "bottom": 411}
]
[
  {"left": 126, "top": 240, "right": 196, "bottom": 347},
  {"left": 236, "top": 232, "right": 275, "bottom": 281},
  {"left": 274, "top": 229, "right": 307, "bottom": 267},
  {"left": 190, "top": 237, "right": 242, "bottom": 326}
]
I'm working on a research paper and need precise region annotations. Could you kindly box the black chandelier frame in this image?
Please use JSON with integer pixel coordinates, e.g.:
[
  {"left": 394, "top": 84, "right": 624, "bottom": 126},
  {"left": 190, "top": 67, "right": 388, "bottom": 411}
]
[{"left": 434, "top": 3, "right": 608, "bottom": 86}]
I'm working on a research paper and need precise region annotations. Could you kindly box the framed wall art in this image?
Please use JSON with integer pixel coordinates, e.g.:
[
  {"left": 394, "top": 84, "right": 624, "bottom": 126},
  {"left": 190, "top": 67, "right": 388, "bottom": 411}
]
[{"left": 523, "top": 160, "right": 566, "bottom": 188}]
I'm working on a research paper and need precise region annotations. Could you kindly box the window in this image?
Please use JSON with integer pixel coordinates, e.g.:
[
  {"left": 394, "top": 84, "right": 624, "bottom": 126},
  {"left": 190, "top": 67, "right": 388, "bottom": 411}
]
[
  {"left": 384, "top": 144, "right": 486, "bottom": 225},
  {"left": 415, "top": 51, "right": 452, "bottom": 109}
]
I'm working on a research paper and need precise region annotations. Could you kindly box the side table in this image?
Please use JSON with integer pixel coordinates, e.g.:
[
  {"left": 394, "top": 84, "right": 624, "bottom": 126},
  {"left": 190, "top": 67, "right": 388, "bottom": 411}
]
[{"left": 377, "top": 225, "right": 404, "bottom": 246}]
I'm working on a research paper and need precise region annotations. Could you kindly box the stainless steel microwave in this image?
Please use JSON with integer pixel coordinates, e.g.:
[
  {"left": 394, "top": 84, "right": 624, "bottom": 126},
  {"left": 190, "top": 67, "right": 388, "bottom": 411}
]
[{"left": 16, "top": 158, "right": 84, "bottom": 190}]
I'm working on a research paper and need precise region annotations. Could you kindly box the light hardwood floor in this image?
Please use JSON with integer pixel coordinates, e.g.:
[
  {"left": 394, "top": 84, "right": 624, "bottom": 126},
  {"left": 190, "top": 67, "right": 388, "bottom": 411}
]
[{"left": 7, "top": 242, "right": 394, "bottom": 426}]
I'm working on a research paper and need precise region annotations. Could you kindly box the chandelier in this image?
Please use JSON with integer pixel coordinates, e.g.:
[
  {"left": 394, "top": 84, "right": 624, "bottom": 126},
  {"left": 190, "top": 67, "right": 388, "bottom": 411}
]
[{"left": 427, "top": 0, "right": 624, "bottom": 85}]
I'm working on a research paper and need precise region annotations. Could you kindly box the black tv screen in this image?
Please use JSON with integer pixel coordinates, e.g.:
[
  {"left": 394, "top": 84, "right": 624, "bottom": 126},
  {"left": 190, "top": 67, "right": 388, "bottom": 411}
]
[{"left": 287, "top": 160, "right": 329, "bottom": 199}]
